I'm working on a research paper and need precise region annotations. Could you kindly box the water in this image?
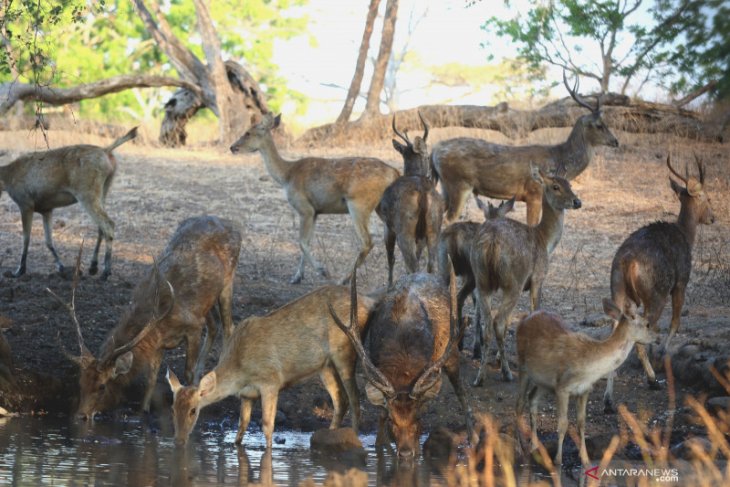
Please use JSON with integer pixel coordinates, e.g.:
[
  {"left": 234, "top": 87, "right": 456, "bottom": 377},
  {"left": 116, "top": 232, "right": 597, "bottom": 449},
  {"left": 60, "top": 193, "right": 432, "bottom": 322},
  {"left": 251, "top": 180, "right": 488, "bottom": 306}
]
[{"left": 0, "top": 415, "right": 448, "bottom": 486}]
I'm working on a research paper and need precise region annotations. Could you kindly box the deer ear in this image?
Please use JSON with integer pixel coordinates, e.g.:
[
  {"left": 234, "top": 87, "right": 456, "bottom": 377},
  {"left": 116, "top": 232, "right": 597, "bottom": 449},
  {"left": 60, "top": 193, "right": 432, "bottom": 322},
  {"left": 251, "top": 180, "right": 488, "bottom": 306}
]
[
  {"left": 602, "top": 298, "right": 622, "bottom": 321},
  {"left": 530, "top": 162, "right": 543, "bottom": 184},
  {"left": 392, "top": 139, "right": 407, "bottom": 155},
  {"left": 669, "top": 178, "right": 684, "bottom": 196},
  {"left": 112, "top": 351, "right": 134, "bottom": 378},
  {"left": 198, "top": 371, "right": 217, "bottom": 398},
  {"left": 501, "top": 197, "right": 516, "bottom": 214},
  {"left": 686, "top": 177, "right": 702, "bottom": 196},
  {"left": 272, "top": 113, "right": 282, "bottom": 129},
  {"left": 419, "top": 376, "right": 443, "bottom": 402},
  {"left": 166, "top": 368, "right": 183, "bottom": 394},
  {"left": 365, "top": 382, "right": 386, "bottom": 407}
]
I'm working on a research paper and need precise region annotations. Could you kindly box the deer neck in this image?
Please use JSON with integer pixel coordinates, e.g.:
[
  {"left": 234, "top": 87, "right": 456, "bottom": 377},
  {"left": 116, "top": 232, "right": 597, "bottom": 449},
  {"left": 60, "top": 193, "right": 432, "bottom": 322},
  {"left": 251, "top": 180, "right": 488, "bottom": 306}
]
[
  {"left": 676, "top": 200, "right": 699, "bottom": 249},
  {"left": 535, "top": 195, "right": 565, "bottom": 255},
  {"left": 555, "top": 122, "right": 592, "bottom": 179},
  {"left": 593, "top": 321, "right": 635, "bottom": 373},
  {"left": 198, "top": 366, "right": 241, "bottom": 409},
  {"left": 257, "top": 136, "right": 292, "bottom": 186}
]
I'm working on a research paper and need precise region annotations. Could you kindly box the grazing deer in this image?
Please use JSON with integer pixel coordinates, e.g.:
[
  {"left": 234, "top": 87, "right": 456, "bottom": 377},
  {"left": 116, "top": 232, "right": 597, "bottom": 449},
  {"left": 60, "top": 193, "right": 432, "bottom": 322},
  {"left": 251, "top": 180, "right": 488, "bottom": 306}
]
[
  {"left": 377, "top": 113, "right": 444, "bottom": 286},
  {"left": 329, "top": 267, "right": 473, "bottom": 459},
  {"left": 0, "top": 127, "right": 137, "bottom": 279},
  {"left": 54, "top": 216, "right": 241, "bottom": 420},
  {"left": 516, "top": 299, "right": 654, "bottom": 466},
  {"left": 230, "top": 113, "right": 399, "bottom": 284},
  {"left": 603, "top": 155, "right": 714, "bottom": 412},
  {"left": 166, "top": 285, "right": 375, "bottom": 446},
  {"left": 431, "top": 73, "right": 617, "bottom": 225},
  {"left": 438, "top": 196, "right": 515, "bottom": 358},
  {"left": 470, "top": 165, "right": 581, "bottom": 384}
]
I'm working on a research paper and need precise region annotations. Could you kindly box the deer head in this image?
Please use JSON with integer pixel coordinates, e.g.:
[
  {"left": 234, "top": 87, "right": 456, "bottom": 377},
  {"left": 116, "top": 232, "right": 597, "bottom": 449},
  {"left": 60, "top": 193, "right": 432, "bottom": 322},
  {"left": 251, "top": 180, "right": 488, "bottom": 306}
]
[
  {"left": 563, "top": 71, "right": 619, "bottom": 148},
  {"left": 392, "top": 111, "right": 431, "bottom": 178},
  {"left": 475, "top": 195, "right": 516, "bottom": 220},
  {"left": 602, "top": 298, "right": 654, "bottom": 346},
  {"left": 667, "top": 154, "right": 714, "bottom": 225},
  {"left": 167, "top": 368, "right": 217, "bottom": 445},
  {"left": 230, "top": 113, "right": 281, "bottom": 153},
  {"left": 530, "top": 162, "right": 582, "bottom": 211}
]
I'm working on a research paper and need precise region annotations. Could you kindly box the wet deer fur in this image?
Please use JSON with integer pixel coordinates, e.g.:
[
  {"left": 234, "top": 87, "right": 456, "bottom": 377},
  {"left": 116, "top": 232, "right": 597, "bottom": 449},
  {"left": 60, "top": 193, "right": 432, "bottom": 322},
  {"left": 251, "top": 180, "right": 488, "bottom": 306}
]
[
  {"left": 516, "top": 300, "right": 654, "bottom": 466},
  {"left": 329, "top": 268, "right": 473, "bottom": 458},
  {"left": 230, "top": 113, "right": 399, "bottom": 284},
  {"left": 470, "top": 165, "right": 582, "bottom": 384},
  {"left": 0, "top": 127, "right": 137, "bottom": 279},
  {"left": 603, "top": 155, "right": 714, "bottom": 412},
  {"left": 377, "top": 112, "right": 444, "bottom": 286},
  {"left": 62, "top": 216, "right": 242, "bottom": 420},
  {"left": 431, "top": 73, "right": 617, "bottom": 225},
  {"left": 167, "top": 285, "right": 375, "bottom": 446}
]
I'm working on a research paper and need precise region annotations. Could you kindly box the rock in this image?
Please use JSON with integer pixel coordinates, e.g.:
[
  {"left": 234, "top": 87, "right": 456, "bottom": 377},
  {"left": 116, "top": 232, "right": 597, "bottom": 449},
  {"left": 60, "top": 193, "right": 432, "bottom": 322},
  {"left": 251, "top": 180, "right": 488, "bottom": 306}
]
[
  {"left": 706, "top": 396, "right": 730, "bottom": 414},
  {"left": 670, "top": 437, "right": 715, "bottom": 460},
  {"left": 310, "top": 428, "right": 363, "bottom": 453},
  {"left": 585, "top": 433, "right": 618, "bottom": 459}
]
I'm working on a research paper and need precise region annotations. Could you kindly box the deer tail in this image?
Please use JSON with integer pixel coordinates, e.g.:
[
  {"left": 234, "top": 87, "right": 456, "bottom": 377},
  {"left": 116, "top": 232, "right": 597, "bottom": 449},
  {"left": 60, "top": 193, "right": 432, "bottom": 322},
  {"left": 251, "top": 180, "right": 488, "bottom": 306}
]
[{"left": 105, "top": 126, "right": 139, "bottom": 153}]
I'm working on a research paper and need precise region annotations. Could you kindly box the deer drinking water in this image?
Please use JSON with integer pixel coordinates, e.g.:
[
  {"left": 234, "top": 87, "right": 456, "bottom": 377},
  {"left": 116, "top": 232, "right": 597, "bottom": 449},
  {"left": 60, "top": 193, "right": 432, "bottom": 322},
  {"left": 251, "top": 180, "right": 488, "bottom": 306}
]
[
  {"left": 54, "top": 216, "right": 241, "bottom": 420},
  {"left": 0, "top": 127, "right": 137, "bottom": 279},
  {"left": 470, "top": 165, "right": 581, "bottom": 384},
  {"left": 167, "top": 285, "right": 375, "bottom": 446},
  {"left": 230, "top": 113, "right": 399, "bottom": 284},
  {"left": 377, "top": 113, "right": 444, "bottom": 286},
  {"left": 329, "top": 267, "right": 473, "bottom": 459},
  {"left": 603, "top": 155, "right": 714, "bottom": 412},
  {"left": 431, "top": 73, "right": 617, "bottom": 224}
]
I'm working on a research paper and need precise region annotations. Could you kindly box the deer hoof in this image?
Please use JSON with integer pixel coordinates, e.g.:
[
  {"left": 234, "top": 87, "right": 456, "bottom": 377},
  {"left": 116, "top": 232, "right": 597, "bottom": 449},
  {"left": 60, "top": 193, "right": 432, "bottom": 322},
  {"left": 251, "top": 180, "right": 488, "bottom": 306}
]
[
  {"left": 7, "top": 267, "right": 25, "bottom": 278},
  {"left": 604, "top": 401, "right": 616, "bottom": 414},
  {"left": 100, "top": 270, "right": 111, "bottom": 281},
  {"left": 290, "top": 273, "right": 304, "bottom": 285},
  {"left": 501, "top": 368, "right": 514, "bottom": 382},
  {"left": 88, "top": 262, "right": 98, "bottom": 275},
  {"left": 316, "top": 266, "right": 329, "bottom": 279},
  {"left": 648, "top": 378, "right": 662, "bottom": 390}
]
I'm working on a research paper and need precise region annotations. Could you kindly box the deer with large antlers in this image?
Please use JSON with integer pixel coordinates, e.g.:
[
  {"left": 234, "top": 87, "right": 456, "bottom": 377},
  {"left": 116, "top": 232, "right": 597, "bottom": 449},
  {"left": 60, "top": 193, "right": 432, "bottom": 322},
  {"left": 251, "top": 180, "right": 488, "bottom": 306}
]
[
  {"left": 603, "top": 155, "right": 714, "bottom": 412},
  {"left": 470, "top": 165, "right": 581, "bottom": 384},
  {"left": 167, "top": 285, "right": 375, "bottom": 446},
  {"left": 438, "top": 195, "right": 515, "bottom": 358},
  {"left": 431, "top": 73, "right": 617, "bottom": 225},
  {"left": 0, "top": 127, "right": 137, "bottom": 279},
  {"left": 53, "top": 216, "right": 241, "bottom": 420},
  {"left": 377, "top": 113, "right": 444, "bottom": 286},
  {"left": 329, "top": 267, "right": 473, "bottom": 459},
  {"left": 516, "top": 299, "right": 655, "bottom": 466},
  {"left": 230, "top": 113, "right": 399, "bottom": 284}
]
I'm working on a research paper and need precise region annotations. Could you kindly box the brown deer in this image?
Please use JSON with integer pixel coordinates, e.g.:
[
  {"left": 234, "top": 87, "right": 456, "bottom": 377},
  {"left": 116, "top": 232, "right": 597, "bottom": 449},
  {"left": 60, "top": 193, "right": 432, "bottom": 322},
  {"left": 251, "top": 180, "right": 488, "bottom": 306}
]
[
  {"left": 230, "top": 113, "right": 399, "bottom": 284},
  {"left": 516, "top": 299, "right": 654, "bottom": 466},
  {"left": 603, "top": 155, "right": 714, "bottom": 412},
  {"left": 377, "top": 113, "right": 444, "bottom": 286},
  {"left": 470, "top": 165, "right": 581, "bottom": 384},
  {"left": 166, "top": 285, "right": 375, "bottom": 446},
  {"left": 329, "top": 267, "right": 473, "bottom": 459},
  {"left": 0, "top": 127, "right": 137, "bottom": 279},
  {"left": 431, "top": 73, "right": 617, "bottom": 224},
  {"left": 53, "top": 216, "right": 241, "bottom": 420},
  {"left": 437, "top": 196, "right": 515, "bottom": 358}
]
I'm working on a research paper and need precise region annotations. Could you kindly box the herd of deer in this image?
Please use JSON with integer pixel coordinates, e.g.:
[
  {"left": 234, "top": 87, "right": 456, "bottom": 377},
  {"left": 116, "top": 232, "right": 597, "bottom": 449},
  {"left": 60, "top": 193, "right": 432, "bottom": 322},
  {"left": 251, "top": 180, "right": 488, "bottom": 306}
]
[{"left": 0, "top": 74, "right": 715, "bottom": 466}]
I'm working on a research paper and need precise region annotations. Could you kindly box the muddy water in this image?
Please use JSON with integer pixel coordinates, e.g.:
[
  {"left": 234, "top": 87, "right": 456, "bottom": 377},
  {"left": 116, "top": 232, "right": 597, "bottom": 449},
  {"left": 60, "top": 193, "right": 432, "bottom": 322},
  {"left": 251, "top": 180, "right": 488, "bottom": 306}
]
[{"left": 0, "top": 415, "right": 454, "bottom": 486}]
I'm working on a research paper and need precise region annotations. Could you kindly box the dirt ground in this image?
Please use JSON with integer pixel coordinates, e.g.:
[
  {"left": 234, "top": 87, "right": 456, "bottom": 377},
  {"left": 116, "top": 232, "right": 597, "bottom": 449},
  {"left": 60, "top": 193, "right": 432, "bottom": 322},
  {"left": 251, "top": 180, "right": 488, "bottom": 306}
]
[{"left": 0, "top": 124, "right": 728, "bottom": 466}]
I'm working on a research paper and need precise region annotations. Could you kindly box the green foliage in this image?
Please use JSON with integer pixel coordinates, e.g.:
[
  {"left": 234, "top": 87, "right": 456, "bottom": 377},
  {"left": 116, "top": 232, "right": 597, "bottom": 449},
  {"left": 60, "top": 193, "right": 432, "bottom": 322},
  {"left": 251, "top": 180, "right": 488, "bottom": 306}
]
[{"left": 482, "top": 0, "right": 727, "bottom": 99}]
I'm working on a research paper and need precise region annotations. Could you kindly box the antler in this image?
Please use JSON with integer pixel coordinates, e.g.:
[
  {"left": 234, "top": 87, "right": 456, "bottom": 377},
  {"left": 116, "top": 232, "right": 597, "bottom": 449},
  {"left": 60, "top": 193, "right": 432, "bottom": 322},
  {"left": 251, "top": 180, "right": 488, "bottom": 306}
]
[
  {"left": 328, "top": 266, "right": 396, "bottom": 398},
  {"left": 666, "top": 155, "right": 688, "bottom": 185},
  {"left": 410, "top": 259, "right": 459, "bottom": 399},
  {"left": 563, "top": 70, "right": 598, "bottom": 113},
  {"left": 418, "top": 110, "right": 430, "bottom": 143},
  {"left": 392, "top": 113, "right": 411, "bottom": 146},
  {"left": 47, "top": 242, "right": 93, "bottom": 361}
]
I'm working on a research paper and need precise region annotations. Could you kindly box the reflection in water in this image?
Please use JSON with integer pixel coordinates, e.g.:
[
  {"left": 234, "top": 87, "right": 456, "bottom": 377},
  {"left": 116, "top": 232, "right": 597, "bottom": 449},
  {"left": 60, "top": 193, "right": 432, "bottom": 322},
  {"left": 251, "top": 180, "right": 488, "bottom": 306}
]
[{"left": 0, "top": 416, "right": 450, "bottom": 486}]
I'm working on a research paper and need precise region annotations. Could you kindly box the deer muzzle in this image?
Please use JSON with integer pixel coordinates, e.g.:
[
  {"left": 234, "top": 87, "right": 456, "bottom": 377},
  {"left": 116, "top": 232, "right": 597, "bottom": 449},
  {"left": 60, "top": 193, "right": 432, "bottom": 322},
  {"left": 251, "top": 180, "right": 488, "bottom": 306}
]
[{"left": 572, "top": 198, "right": 582, "bottom": 209}]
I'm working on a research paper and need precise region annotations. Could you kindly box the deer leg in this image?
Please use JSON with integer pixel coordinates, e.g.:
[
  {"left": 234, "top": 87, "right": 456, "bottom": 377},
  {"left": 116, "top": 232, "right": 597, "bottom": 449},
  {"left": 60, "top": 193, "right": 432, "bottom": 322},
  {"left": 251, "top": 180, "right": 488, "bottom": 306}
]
[
  {"left": 260, "top": 388, "right": 279, "bottom": 448},
  {"left": 184, "top": 328, "right": 203, "bottom": 385},
  {"left": 445, "top": 359, "right": 474, "bottom": 440},
  {"left": 638, "top": 296, "right": 667, "bottom": 389},
  {"left": 384, "top": 225, "right": 396, "bottom": 287},
  {"left": 472, "top": 288, "right": 494, "bottom": 386},
  {"left": 375, "top": 409, "right": 389, "bottom": 447},
  {"left": 236, "top": 398, "right": 254, "bottom": 444},
  {"left": 292, "top": 205, "right": 326, "bottom": 284},
  {"left": 529, "top": 282, "right": 542, "bottom": 312},
  {"left": 89, "top": 229, "right": 104, "bottom": 275},
  {"left": 666, "top": 284, "right": 686, "bottom": 349},
  {"left": 193, "top": 313, "right": 218, "bottom": 383},
  {"left": 218, "top": 277, "right": 235, "bottom": 340},
  {"left": 320, "top": 364, "right": 347, "bottom": 429},
  {"left": 603, "top": 371, "right": 616, "bottom": 414},
  {"left": 332, "top": 353, "right": 360, "bottom": 431},
  {"left": 494, "top": 292, "right": 519, "bottom": 382},
  {"left": 40, "top": 211, "right": 65, "bottom": 273},
  {"left": 444, "top": 185, "right": 470, "bottom": 224},
  {"left": 456, "top": 277, "right": 474, "bottom": 351},
  {"left": 396, "top": 231, "right": 419, "bottom": 274},
  {"left": 528, "top": 385, "right": 542, "bottom": 453},
  {"left": 341, "top": 201, "right": 374, "bottom": 284},
  {"left": 12, "top": 208, "right": 33, "bottom": 277},
  {"left": 77, "top": 196, "right": 115, "bottom": 280},
  {"left": 525, "top": 186, "right": 543, "bottom": 226},
  {"left": 142, "top": 354, "right": 163, "bottom": 413},
  {"left": 554, "top": 390, "right": 569, "bottom": 466},
  {"left": 576, "top": 392, "right": 590, "bottom": 466}
]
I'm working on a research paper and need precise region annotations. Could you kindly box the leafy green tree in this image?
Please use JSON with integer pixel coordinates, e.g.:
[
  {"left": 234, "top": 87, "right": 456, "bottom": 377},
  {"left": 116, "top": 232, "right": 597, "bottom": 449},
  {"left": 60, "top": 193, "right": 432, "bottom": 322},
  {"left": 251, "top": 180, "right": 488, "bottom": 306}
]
[{"left": 482, "top": 0, "right": 725, "bottom": 99}]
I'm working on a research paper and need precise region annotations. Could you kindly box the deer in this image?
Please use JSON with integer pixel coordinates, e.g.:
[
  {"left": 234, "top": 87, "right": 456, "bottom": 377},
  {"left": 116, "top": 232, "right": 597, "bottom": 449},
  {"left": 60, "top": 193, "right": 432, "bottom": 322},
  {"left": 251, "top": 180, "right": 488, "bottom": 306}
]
[
  {"left": 431, "top": 72, "right": 617, "bottom": 225},
  {"left": 0, "top": 127, "right": 138, "bottom": 279},
  {"left": 377, "top": 112, "right": 444, "bottom": 286},
  {"left": 166, "top": 285, "right": 375, "bottom": 447},
  {"left": 52, "top": 216, "right": 242, "bottom": 420},
  {"left": 516, "top": 299, "right": 655, "bottom": 466},
  {"left": 602, "top": 155, "right": 714, "bottom": 413},
  {"left": 437, "top": 196, "right": 515, "bottom": 359},
  {"left": 470, "top": 164, "right": 581, "bottom": 385},
  {"left": 230, "top": 113, "right": 400, "bottom": 284},
  {"left": 329, "top": 266, "right": 474, "bottom": 459}
]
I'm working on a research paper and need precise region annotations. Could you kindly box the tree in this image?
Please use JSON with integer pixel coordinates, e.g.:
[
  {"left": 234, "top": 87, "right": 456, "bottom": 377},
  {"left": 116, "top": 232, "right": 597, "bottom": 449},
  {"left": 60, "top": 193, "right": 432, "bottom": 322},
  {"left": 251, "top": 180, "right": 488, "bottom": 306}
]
[
  {"left": 481, "top": 0, "right": 721, "bottom": 97},
  {"left": 362, "top": 0, "right": 398, "bottom": 118}
]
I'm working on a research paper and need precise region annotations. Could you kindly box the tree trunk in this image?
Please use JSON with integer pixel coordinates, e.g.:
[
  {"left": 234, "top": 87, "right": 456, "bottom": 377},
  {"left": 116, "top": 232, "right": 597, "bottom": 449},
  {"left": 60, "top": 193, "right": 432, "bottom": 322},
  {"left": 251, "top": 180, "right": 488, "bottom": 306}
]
[
  {"left": 362, "top": 0, "right": 398, "bottom": 118},
  {"left": 299, "top": 95, "right": 719, "bottom": 144},
  {"left": 672, "top": 80, "right": 718, "bottom": 107},
  {"left": 336, "top": 0, "right": 382, "bottom": 125}
]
